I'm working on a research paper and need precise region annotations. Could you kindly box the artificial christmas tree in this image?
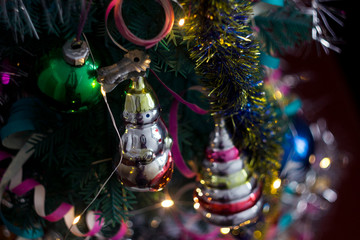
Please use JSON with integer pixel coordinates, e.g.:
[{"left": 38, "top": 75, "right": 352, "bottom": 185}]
[{"left": 0, "top": 0, "right": 353, "bottom": 239}]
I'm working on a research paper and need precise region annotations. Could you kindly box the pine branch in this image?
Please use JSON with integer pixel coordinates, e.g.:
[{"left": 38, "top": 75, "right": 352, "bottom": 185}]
[{"left": 254, "top": 1, "right": 312, "bottom": 54}]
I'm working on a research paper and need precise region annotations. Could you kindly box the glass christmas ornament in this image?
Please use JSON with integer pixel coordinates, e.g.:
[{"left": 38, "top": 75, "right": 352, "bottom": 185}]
[
  {"left": 116, "top": 76, "right": 173, "bottom": 192},
  {"left": 37, "top": 39, "right": 100, "bottom": 113},
  {"left": 280, "top": 115, "right": 314, "bottom": 181},
  {"left": 194, "top": 118, "right": 263, "bottom": 227}
]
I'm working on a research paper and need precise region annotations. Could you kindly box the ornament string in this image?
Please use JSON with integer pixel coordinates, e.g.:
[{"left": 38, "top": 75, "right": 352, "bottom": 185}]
[
  {"left": 76, "top": 0, "right": 93, "bottom": 41},
  {"left": 105, "top": 0, "right": 174, "bottom": 51}
]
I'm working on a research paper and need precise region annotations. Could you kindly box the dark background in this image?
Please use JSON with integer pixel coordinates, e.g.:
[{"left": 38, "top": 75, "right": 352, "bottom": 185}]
[{"left": 284, "top": 0, "right": 360, "bottom": 238}]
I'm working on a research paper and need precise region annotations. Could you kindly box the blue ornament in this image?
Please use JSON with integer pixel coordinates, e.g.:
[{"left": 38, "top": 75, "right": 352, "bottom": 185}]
[{"left": 280, "top": 116, "right": 314, "bottom": 180}]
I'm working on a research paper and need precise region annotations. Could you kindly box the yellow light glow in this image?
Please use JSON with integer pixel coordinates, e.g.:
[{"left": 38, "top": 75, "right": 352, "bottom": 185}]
[
  {"left": 272, "top": 178, "right": 281, "bottom": 189},
  {"left": 320, "top": 157, "right": 331, "bottom": 169},
  {"left": 205, "top": 213, "right": 211, "bottom": 218},
  {"left": 193, "top": 202, "right": 200, "bottom": 209},
  {"left": 178, "top": 18, "right": 185, "bottom": 26},
  {"left": 239, "top": 220, "right": 251, "bottom": 227},
  {"left": 73, "top": 216, "right": 81, "bottom": 225},
  {"left": 161, "top": 199, "right": 174, "bottom": 208},
  {"left": 253, "top": 230, "right": 262, "bottom": 239},
  {"left": 100, "top": 86, "right": 106, "bottom": 96},
  {"left": 309, "top": 154, "right": 316, "bottom": 164},
  {"left": 274, "top": 90, "right": 283, "bottom": 100},
  {"left": 220, "top": 227, "right": 231, "bottom": 235},
  {"left": 150, "top": 219, "right": 160, "bottom": 228}
]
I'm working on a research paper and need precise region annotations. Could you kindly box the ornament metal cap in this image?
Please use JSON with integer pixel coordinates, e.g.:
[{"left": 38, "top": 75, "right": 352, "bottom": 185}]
[
  {"left": 123, "top": 76, "right": 160, "bottom": 125},
  {"left": 62, "top": 39, "right": 90, "bottom": 67},
  {"left": 209, "top": 117, "right": 234, "bottom": 151},
  {"left": 97, "top": 50, "right": 151, "bottom": 93},
  {"left": 124, "top": 76, "right": 159, "bottom": 113}
]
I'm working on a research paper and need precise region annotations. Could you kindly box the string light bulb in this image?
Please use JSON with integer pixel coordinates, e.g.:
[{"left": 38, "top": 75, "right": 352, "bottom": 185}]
[
  {"left": 178, "top": 18, "right": 185, "bottom": 26},
  {"left": 73, "top": 215, "right": 81, "bottom": 225},
  {"left": 272, "top": 178, "right": 281, "bottom": 189},
  {"left": 100, "top": 85, "right": 106, "bottom": 96},
  {"left": 220, "top": 227, "right": 231, "bottom": 235},
  {"left": 161, "top": 199, "right": 174, "bottom": 208},
  {"left": 319, "top": 157, "right": 331, "bottom": 169}
]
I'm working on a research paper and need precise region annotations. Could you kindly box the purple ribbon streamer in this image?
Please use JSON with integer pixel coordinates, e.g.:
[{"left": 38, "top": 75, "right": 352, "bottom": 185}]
[
  {"left": 149, "top": 69, "right": 208, "bottom": 178},
  {"left": 76, "top": 0, "right": 93, "bottom": 41}
]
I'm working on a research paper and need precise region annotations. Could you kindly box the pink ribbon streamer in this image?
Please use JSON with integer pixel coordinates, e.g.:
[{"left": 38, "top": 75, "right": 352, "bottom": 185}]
[
  {"left": 106, "top": 0, "right": 174, "bottom": 49},
  {"left": 149, "top": 69, "right": 208, "bottom": 178},
  {"left": 76, "top": 0, "right": 93, "bottom": 41},
  {"left": 0, "top": 151, "right": 127, "bottom": 239}
]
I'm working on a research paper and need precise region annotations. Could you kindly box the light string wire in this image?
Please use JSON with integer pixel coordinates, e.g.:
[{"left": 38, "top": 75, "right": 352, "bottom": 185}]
[{"left": 64, "top": 33, "right": 125, "bottom": 240}]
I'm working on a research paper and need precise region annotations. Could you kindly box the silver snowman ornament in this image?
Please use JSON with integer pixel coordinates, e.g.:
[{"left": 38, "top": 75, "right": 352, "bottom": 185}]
[
  {"left": 98, "top": 50, "right": 173, "bottom": 192},
  {"left": 118, "top": 76, "right": 173, "bottom": 192}
]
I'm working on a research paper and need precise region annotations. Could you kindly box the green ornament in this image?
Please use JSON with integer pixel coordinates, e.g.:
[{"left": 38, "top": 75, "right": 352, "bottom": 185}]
[{"left": 37, "top": 39, "right": 100, "bottom": 113}]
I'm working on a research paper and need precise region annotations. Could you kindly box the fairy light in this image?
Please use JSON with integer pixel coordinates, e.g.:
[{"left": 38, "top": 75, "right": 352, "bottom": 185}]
[
  {"left": 319, "top": 157, "right": 331, "bottom": 169},
  {"left": 161, "top": 199, "right": 174, "bottom": 208},
  {"left": 73, "top": 215, "right": 81, "bottom": 225},
  {"left": 272, "top": 178, "right": 281, "bottom": 189},
  {"left": 193, "top": 202, "right": 200, "bottom": 209},
  {"left": 220, "top": 227, "right": 230, "bottom": 235},
  {"left": 270, "top": 177, "right": 281, "bottom": 195},
  {"left": 253, "top": 230, "right": 262, "bottom": 239},
  {"left": 91, "top": 80, "right": 97, "bottom": 88},
  {"left": 100, "top": 85, "right": 106, "bottom": 96},
  {"left": 178, "top": 18, "right": 185, "bottom": 26},
  {"left": 309, "top": 154, "right": 316, "bottom": 164},
  {"left": 273, "top": 90, "right": 283, "bottom": 100}
]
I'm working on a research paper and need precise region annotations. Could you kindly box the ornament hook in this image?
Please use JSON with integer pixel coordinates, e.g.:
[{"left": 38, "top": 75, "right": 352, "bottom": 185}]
[{"left": 97, "top": 50, "right": 151, "bottom": 93}]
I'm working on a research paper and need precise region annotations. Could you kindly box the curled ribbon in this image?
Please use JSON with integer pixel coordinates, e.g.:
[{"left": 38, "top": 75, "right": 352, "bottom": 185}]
[
  {"left": 106, "top": 0, "right": 174, "bottom": 50},
  {"left": 0, "top": 97, "right": 128, "bottom": 238},
  {"left": 0, "top": 153, "right": 127, "bottom": 239}
]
